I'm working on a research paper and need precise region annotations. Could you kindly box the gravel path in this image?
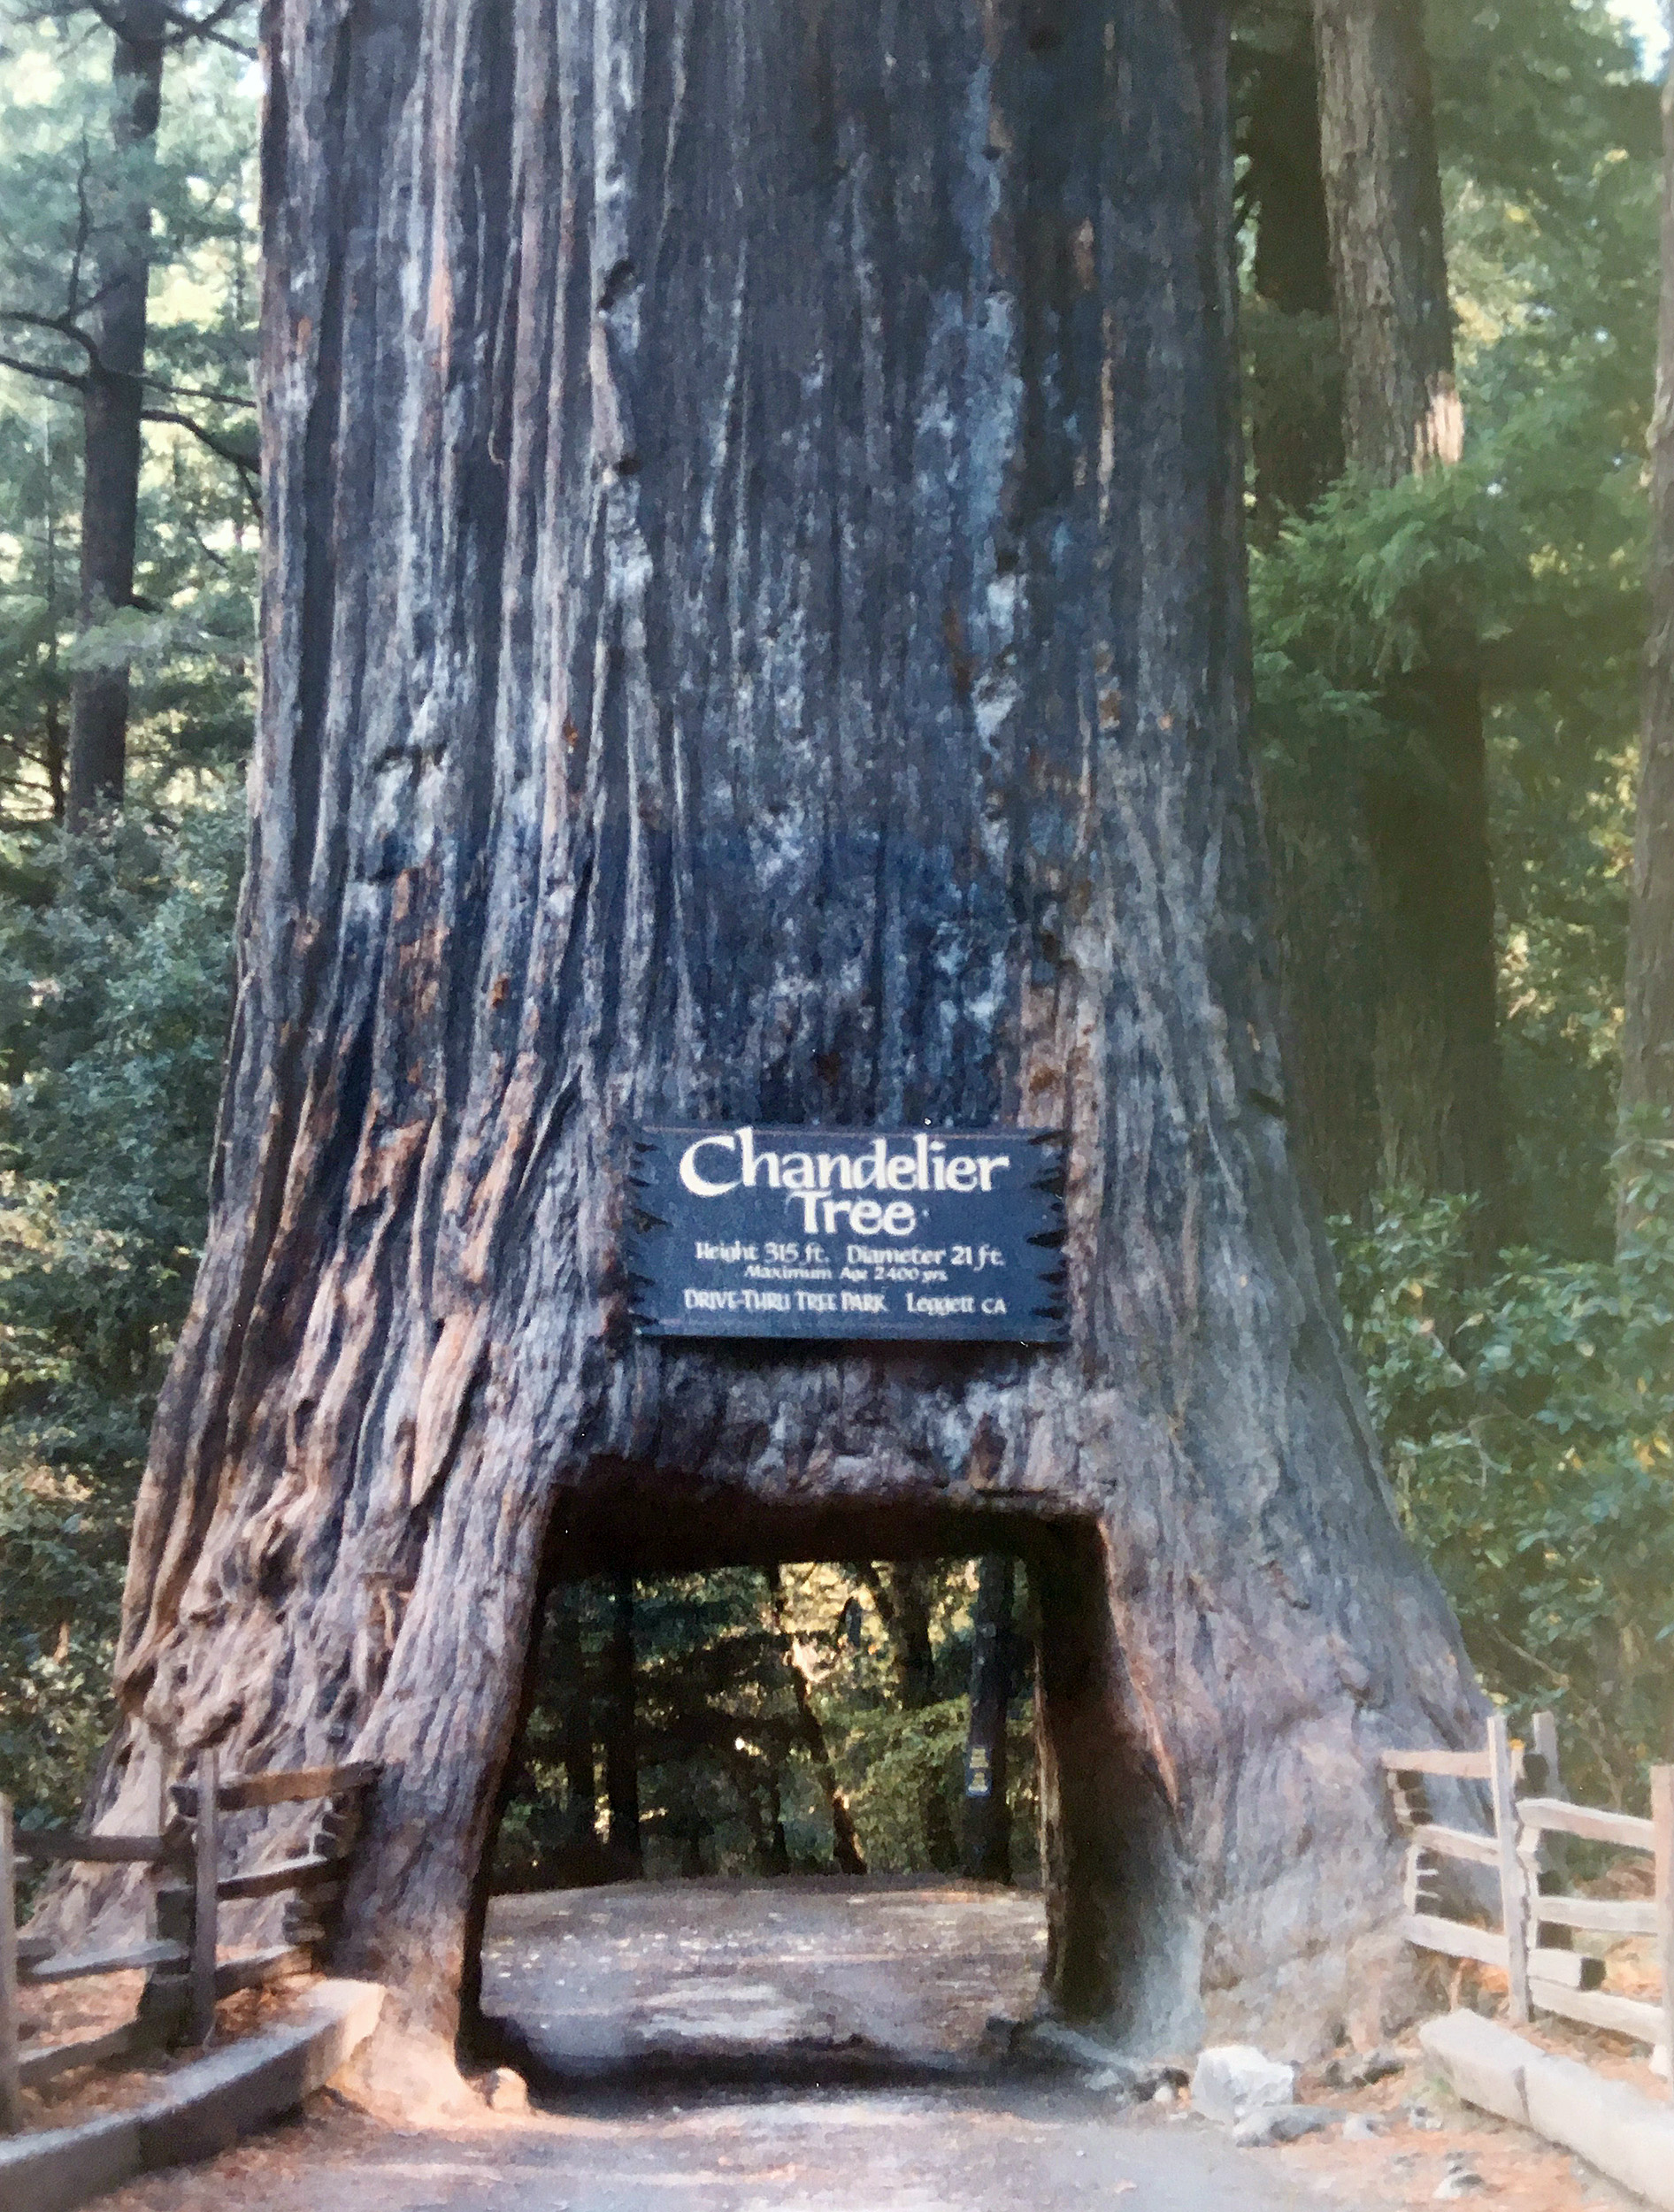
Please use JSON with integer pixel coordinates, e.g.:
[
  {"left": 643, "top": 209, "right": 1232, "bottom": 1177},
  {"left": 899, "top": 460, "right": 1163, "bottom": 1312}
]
[
  {"left": 91, "top": 1879, "right": 1632, "bottom": 2212},
  {"left": 98, "top": 2077, "right": 1317, "bottom": 2212},
  {"left": 480, "top": 1876, "right": 1047, "bottom": 2079}
]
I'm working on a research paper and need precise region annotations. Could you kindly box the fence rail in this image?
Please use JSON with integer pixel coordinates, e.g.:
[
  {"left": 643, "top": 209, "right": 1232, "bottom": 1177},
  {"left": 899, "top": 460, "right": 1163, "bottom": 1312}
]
[
  {"left": 1, "top": 1754, "right": 380, "bottom": 2133},
  {"left": 1387, "top": 1711, "right": 1674, "bottom": 2094}
]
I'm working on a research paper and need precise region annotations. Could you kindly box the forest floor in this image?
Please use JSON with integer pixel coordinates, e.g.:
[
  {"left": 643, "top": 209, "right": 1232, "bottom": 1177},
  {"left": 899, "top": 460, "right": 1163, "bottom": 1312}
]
[{"left": 82, "top": 1881, "right": 1649, "bottom": 2212}]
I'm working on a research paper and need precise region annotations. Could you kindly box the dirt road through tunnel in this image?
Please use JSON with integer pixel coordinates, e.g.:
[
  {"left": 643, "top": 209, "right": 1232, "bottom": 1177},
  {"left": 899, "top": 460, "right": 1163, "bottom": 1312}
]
[{"left": 479, "top": 1878, "right": 1047, "bottom": 2082}]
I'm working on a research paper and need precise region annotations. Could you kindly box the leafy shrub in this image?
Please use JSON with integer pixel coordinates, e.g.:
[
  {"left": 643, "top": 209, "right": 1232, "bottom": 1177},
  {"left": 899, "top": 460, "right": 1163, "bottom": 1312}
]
[
  {"left": 0, "top": 787, "right": 242, "bottom": 1817},
  {"left": 1332, "top": 1134, "right": 1674, "bottom": 1803}
]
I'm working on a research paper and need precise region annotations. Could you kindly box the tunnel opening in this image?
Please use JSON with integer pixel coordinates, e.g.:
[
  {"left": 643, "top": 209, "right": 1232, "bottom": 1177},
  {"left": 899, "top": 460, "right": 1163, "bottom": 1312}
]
[{"left": 464, "top": 1491, "right": 1193, "bottom": 2085}]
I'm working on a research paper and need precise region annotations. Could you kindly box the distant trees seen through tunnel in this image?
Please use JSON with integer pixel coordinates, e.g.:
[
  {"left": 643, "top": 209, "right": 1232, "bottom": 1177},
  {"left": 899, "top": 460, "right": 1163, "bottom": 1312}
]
[{"left": 493, "top": 1564, "right": 1036, "bottom": 1893}]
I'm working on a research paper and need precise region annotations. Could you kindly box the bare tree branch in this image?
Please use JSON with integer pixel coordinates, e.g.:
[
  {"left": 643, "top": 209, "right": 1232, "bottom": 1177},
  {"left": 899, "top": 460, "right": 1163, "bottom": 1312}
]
[
  {"left": 162, "top": 0, "right": 242, "bottom": 30},
  {"left": 0, "top": 305, "right": 103, "bottom": 367},
  {"left": 143, "top": 370, "right": 255, "bottom": 408},
  {"left": 159, "top": 6, "right": 254, "bottom": 56},
  {"left": 141, "top": 404, "right": 261, "bottom": 512},
  {"left": 22, "top": 0, "right": 254, "bottom": 55},
  {"left": 159, "top": 0, "right": 254, "bottom": 52},
  {"left": 0, "top": 347, "right": 87, "bottom": 393}
]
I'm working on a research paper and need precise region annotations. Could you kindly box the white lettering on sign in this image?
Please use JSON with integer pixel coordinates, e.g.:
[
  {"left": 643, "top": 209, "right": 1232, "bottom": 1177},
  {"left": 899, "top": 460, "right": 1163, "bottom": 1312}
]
[
  {"left": 679, "top": 1133, "right": 741, "bottom": 1196},
  {"left": 678, "top": 1127, "right": 1013, "bottom": 1239}
]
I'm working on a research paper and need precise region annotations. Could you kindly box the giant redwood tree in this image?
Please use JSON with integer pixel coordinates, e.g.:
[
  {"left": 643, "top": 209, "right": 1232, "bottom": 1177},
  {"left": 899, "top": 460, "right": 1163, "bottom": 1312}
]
[{"left": 63, "top": 0, "right": 1484, "bottom": 2062}]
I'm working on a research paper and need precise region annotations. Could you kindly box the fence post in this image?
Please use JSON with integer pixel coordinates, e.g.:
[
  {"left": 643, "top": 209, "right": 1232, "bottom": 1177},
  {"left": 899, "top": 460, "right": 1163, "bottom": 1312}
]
[
  {"left": 191, "top": 1749, "right": 219, "bottom": 2043},
  {"left": 0, "top": 1795, "right": 21, "bottom": 2133},
  {"left": 1531, "top": 1710, "right": 1562, "bottom": 1793},
  {"left": 1530, "top": 1710, "right": 1569, "bottom": 1925},
  {"left": 1653, "top": 1765, "right": 1674, "bottom": 2099},
  {"left": 1488, "top": 1713, "right": 1531, "bottom": 2024}
]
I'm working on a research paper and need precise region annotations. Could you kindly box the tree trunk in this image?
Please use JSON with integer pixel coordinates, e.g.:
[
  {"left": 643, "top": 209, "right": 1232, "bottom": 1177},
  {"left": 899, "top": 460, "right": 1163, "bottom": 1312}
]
[
  {"left": 1236, "top": 3, "right": 1378, "bottom": 1222},
  {"left": 962, "top": 1555, "right": 1013, "bottom": 1883},
  {"left": 602, "top": 1574, "right": 641, "bottom": 1878},
  {"left": 1622, "top": 35, "right": 1674, "bottom": 1234},
  {"left": 1312, "top": 0, "right": 1506, "bottom": 1240},
  {"left": 870, "top": 1566, "right": 938, "bottom": 1711},
  {"left": 1311, "top": 0, "right": 1457, "bottom": 486},
  {"left": 69, "top": 0, "right": 1482, "bottom": 2063},
  {"left": 765, "top": 1571, "right": 866, "bottom": 1875},
  {"left": 542, "top": 1585, "right": 599, "bottom": 1871},
  {"left": 869, "top": 1563, "right": 959, "bottom": 1871},
  {"left": 1239, "top": 0, "right": 1343, "bottom": 531},
  {"left": 65, "top": 1, "right": 165, "bottom": 830}
]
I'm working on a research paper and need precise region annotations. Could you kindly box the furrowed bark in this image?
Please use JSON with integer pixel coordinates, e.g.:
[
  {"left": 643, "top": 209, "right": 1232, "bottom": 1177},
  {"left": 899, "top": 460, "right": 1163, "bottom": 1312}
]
[
  {"left": 1622, "top": 35, "right": 1674, "bottom": 1233},
  {"left": 1312, "top": 0, "right": 1505, "bottom": 1240},
  {"left": 60, "top": 0, "right": 1481, "bottom": 2062},
  {"left": 1311, "top": 0, "right": 1457, "bottom": 484},
  {"left": 66, "top": 0, "right": 165, "bottom": 829}
]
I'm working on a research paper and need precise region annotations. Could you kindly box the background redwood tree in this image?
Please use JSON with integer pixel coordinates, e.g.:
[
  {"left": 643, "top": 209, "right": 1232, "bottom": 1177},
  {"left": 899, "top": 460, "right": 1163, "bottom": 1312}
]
[
  {"left": 1623, "top": 18, "right": 1674, "bottom": 1222},
  {"left": 58, "top": 0, "right": 1485, "bottom": 2059},
  {"left": 0, "top": 0, "right": 259, "bottom": 828},
  {"left": 1313, "top": 0, "right": 1506, "bottom": 1237}
]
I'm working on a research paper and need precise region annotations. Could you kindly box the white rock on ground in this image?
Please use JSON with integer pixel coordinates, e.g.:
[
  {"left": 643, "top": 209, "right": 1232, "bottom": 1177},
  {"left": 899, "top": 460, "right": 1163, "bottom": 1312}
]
[
  {"left": 483, "top": 2067, "right": 529, "bottom": 2114},
  {"left": 1191, "top": 2046, "right": 1296, "bottom": 2127}
]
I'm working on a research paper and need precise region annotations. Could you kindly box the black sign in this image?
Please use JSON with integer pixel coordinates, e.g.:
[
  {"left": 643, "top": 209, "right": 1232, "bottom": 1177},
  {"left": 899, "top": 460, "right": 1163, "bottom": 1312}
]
[{"left": 627, "top": 1125, "right": 1066, "bottom": 1343}]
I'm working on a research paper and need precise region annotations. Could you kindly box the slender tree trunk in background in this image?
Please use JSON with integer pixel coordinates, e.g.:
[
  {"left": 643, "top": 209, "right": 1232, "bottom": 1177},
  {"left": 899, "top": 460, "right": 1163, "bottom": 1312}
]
[
  {"left": 603, "top": 1575, "right": 641, "bottom": 1879},
  {"left": 65, "top": 0, "right": 165, "bottom": 830},
  {"left": 763, "top": 1763, "right": 792, "bottom": 1876},
  {"left": 871, "top": 1564, "right": 958, "bottom": 1873},
  {"left": 543, "top": 1586, "right": 598, "bottom": 1867},
  {"left": 65, "top": 0, "right": 1484, "bottom": 2060},
  {"left": 1313, "top": 0, "right": 1506, "bottom": 1243},
  {"left": 1237, "top": 0, "right": 1378, "bottom": 1222},
  {"left": 1311, "top": 0, "right": 1457, "bottom": 483},
  {"left": 962, "top": 1555, "right": 1013, "bottom": 1883},
  {"left": 44, "top": 450, "right": 67, "bottom": 824},
  {"left": 873, "top": 1566, "right": 936, "bottom": 1710},
  {"left": 765, "top": 1571, "right": 865, "bottom": 1875},
  {"left": 1240, "top": 1, "right": 1342, "bottom": 532},
  {"left": 1621, "top": 35, "right": 1674, "bottom": 1237}
]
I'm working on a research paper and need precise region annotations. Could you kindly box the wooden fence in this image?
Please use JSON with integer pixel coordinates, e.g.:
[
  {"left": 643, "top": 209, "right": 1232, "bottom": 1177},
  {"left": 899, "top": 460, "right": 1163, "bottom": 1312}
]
[
  {"left": 1388, "top": 1711, "right": 1674, "bottom": 2087},
  {"left": 0, "top": 1756, "right": 379, "bottom": 2132}
]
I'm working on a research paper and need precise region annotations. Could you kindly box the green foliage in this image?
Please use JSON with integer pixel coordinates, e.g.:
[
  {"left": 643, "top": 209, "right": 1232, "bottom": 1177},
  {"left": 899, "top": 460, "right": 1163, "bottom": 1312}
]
[
  {"left": 493, "top": 1563, "right": 1038, "bottom": 1887},
  {"left": 830, "top": 1695, "right": 1037, "bottom": 1878},
  {"left": 1332, "top": 1134, "right": 1674, "bottom": 1804},
  {"left": 0, "top": 17, "right": 259, "bottom": 822},
  {"left": 0, "top": 786, "right": 242, "bottom": 1816},
  {"left": 1248, "top": 0, "right": 1655, "bottom": 1253}
]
